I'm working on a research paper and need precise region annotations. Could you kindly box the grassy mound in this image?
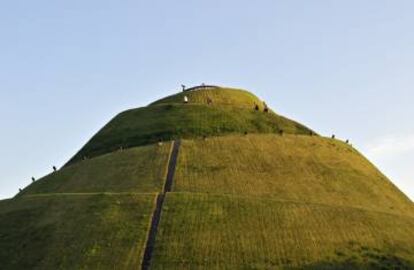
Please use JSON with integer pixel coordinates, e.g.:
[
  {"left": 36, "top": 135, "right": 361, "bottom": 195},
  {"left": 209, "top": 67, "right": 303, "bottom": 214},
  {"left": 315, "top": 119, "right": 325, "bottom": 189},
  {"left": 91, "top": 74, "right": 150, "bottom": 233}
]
[
  {"left": 174, "top": 134, "right": 414, "bottom": 216},
  {"left": 3, "top": 87, "right": 413, "bottom": 269},
  {"left": 67, "top": 104, "right": 312, "bottom": 165},
  {"left": 150, "top": 87, "right": 266, "bottom": 109},
  {"left": 20, "top": 143, "right": 171, "bottom": 196},
  {"left": 152, "top": 193, "right": 414, "bottom": 270},
  {"left": 0, "top": 194, "right": 155, "bottom": 270}
]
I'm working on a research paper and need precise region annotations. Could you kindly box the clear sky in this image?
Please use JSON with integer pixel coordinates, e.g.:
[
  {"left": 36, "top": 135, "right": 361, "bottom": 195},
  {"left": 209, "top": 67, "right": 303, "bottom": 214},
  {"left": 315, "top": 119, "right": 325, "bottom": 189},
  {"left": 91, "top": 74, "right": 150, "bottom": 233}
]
[{"left": 0, "top": 1, "right": 413, "bottom": 200}]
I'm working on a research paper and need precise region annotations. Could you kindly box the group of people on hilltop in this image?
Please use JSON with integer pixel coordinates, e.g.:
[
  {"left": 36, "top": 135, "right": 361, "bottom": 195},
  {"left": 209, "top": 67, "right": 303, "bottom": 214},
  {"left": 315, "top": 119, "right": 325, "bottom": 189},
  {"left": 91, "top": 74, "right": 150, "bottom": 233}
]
[{"left": 254, "top": 102, "right": 269, "bottom": 113}]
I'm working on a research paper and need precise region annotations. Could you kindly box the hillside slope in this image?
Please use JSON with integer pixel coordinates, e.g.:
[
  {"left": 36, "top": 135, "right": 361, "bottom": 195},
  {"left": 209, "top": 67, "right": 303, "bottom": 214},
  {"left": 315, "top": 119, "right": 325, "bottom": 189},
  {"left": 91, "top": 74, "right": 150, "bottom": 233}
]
[
  {"left": 153, "top": 193, "right": 414, "bottom": 269},
  {"left": 1, "top": 86, "right": 413, "bottom": 269},
  {"left": 174, "top": 134, "right": 413, "bottom": 216},
  {"left": 19, "top": 143, "right": 171, "bottom": 196},
  {"left": 150, "top": 87, "right": 265, "bottom": 108},
  {"left": 0, "top": 194, "right": 155, "bottom": 269},
  {"left": 67, "top": 88, "right": 312, "bottom": 164}
]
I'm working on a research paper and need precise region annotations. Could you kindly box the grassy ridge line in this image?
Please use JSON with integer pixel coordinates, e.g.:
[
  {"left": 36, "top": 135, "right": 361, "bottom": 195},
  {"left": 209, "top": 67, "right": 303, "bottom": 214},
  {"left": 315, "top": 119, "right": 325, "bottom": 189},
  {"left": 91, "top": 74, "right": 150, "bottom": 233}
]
[
  {"left": 174, "top": 134, "right": 414, "bottom": 216},
  {"left": 19, "top": 192, "right": 159, "bottom": 197},
  {"left": 151, "top": 192, "right": 414, "bottom": 269},
  {"left": 149, "top": 87, "right": 265, "bottom": 109},
  {"left": 0, "top": 193, "right": 156, "bottom": 270},
  {"left": 66, "top": 103, "right": 313, "bottom": 165},
  {"left": 19, "top": 143, "right": 171, "bottom": 196}
]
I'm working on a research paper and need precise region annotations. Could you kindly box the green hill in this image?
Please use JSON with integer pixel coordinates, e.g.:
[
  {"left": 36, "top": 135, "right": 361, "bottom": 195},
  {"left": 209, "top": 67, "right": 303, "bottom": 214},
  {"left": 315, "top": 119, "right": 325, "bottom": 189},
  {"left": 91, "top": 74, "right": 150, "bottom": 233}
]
[
  {"left": 0, "top": 194, "right": 155, "bottom": 269},
  {"left": 1, "top": 86, "right": 413, "bottom": 269},
  {"left": 67, "top": 88, "right": 312, "bottom": 164}
]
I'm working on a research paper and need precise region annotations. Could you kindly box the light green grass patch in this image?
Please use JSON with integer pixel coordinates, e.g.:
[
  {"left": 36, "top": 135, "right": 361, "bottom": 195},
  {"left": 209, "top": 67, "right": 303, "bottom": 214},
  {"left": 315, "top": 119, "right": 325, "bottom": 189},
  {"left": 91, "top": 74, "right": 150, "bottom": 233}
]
[
  {"left": 174, "top": 134, "right": 414, "bottom": 216},
  {"left": 20, "top": 143, "right": 171, "bottom": 196},
  {"left": 151, "top": 192, "right": 414, "bottom": 270}
]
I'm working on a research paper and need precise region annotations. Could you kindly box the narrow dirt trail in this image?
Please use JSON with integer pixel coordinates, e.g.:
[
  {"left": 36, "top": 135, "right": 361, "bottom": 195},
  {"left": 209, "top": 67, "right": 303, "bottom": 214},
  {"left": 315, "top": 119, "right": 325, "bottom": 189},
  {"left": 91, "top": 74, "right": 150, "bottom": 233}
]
[{"left": 141, "top": 140, "right": 181, "bottom": 270}]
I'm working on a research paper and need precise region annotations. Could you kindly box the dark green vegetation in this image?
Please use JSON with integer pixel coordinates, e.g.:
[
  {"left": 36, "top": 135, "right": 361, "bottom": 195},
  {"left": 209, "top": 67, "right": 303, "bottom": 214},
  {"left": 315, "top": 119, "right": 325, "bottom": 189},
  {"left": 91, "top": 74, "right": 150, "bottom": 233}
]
[
  {"left": 1, "top": 87, "right": 413, "bottom": 269},
  {"left": 151, "top": 87, "right": 264, "bottom": 108},
  {"left": 67, "top": 88, "right": 312, "bottom": 164},
  {"left": 0, "top": 194, "right": 155, "bottom": 269}
]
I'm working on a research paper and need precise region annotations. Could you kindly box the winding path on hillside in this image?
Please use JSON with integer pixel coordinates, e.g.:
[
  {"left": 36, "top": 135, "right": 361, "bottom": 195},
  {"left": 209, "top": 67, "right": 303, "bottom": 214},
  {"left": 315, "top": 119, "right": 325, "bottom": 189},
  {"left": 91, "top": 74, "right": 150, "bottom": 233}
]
[{"left": 141, "top": 140, "right": 181, "bottom": 270}]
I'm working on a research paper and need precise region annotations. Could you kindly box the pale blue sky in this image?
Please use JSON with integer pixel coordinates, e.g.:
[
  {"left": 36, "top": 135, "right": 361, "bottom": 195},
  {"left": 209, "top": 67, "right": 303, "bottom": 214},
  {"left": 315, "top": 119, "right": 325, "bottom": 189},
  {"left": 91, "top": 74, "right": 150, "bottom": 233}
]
[{"left": 0, "top": 1, "right": 413, "bottom": 200}]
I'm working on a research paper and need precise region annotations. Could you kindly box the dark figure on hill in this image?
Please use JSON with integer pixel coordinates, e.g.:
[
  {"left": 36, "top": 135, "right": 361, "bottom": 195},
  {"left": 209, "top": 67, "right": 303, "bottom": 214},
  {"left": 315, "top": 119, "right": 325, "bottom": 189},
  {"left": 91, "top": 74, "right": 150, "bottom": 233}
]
[
  {"left": 181, "top": 84, "right": 186, "bottom": 92},
  {"left": 263, "top": 102, "right": 268, "bottom": 112},
  {"left": 279, "top": 129, "right": 284, "bottom": 136},
  {"left": 31, "top": 177, "right": 36, "bottom": 182},
  {"left": 309, "top": 131, "right": 313, "bottom": 136},
  {"left": 203, "top": 135, "right": 207, "bottom": 140},
  {"left": 53, "top": 166, "right": 57, "bottom": 172},
  {"left": 346, "top": 139, "right": 349, "bottom": 144},
  {"left": 332, "top": 135, "right": 335, "bottom": 139},
  {"left": 19, "top": 188, "right": 22, "bottom": 192},
  {"left": 244, "top": 131, "right": 248, "bottom": 135},
  {"left": 254, "top": 104, "right": 259, "bottom": 111},
  {"left": 207, "top": 97, "right": 213, "bottom": 105}
]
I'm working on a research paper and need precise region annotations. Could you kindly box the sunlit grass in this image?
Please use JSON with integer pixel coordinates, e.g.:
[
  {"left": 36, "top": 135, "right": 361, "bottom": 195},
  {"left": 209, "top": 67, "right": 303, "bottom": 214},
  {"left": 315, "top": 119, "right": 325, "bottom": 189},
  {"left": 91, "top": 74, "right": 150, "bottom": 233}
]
[
  {"left": 20, "top": 143, "right": 171, "bottom": 195},
  {"left": 152, "top": 192, "right": 414, "bottom": 269},
  {"left": 68, "top": 90, "right": 312, "bottom": 164},
  {"left": 174, "top": 134, "right": 414, "bottom": 216}
]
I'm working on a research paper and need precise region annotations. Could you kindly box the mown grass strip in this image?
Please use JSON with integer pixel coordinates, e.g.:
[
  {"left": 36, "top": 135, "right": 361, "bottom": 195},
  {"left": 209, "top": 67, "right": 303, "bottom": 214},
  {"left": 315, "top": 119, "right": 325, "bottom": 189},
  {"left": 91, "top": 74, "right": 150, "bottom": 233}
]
[
  {"left": 151, "top": 192, "right": 414, "bottom": 269},
  {"left": 174, "top": 134, "right": 414, "bottom": 216}
]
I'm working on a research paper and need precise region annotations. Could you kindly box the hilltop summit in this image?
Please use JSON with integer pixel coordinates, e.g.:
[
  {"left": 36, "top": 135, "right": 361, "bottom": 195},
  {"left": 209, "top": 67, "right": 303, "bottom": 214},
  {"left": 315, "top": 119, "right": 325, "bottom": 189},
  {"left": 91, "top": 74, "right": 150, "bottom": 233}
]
[{"left": 1, "top": 86, "right": 413, "bottom": 269}]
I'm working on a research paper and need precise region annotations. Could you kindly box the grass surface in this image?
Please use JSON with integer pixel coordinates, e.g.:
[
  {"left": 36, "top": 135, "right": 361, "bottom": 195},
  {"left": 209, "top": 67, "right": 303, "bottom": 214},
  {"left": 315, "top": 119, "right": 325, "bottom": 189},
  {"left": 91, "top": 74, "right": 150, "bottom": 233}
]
[
  {"left": 19, "top": 143, "right": 171, "bottom": 196},
  {"left": 174, "top": 134, "right": 414, "bottom": 216},
  {"left": 67, "top": 104, "right": 312, "bottom": 164},
  {"left": 152, "top": 192, "right": 414, "bottom": 270},
  {"left": 0, "top": 193, "right": 155, "bottom": 270},
  {"left": 4, "top": 88, "right": 414, "bottom": 269},
  {"left": 150, "top": 87, "right": 266, "bottom": 109}
]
